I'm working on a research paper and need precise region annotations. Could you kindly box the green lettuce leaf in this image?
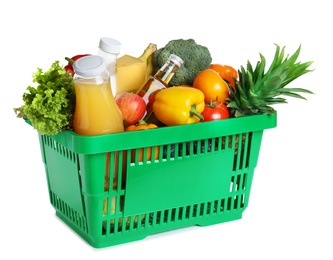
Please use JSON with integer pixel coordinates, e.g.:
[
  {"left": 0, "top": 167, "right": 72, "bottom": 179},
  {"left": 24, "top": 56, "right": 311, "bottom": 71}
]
[{"left": 14, "top": 61, "right": 75, "bottom": 135}]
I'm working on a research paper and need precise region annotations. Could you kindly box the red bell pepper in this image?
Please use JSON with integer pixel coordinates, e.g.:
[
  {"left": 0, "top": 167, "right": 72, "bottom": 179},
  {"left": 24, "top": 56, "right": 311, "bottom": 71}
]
[{"left": 64, "top": 54, "right": 91, "bottom": 76}]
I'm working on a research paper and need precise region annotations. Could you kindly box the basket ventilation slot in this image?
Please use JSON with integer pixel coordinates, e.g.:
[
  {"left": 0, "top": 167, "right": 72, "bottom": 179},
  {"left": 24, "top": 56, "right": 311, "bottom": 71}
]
[
  {"left": 50, "top": 191, "right": 88, "bottom": 232},
  {"left": 101, "top": 134, "right": 253, "bottom": 236}
]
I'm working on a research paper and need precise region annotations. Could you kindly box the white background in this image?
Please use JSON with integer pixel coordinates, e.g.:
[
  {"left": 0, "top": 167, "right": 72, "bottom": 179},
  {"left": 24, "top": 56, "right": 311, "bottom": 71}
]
[{"left": 1, "top": 0, "right": 332, "bottom": 259}]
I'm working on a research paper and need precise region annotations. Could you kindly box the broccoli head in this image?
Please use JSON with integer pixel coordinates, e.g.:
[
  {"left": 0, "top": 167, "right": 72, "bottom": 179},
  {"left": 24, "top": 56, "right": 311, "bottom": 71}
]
[{"left": 152, "top": 39, "right": 212, "bottom": 86}]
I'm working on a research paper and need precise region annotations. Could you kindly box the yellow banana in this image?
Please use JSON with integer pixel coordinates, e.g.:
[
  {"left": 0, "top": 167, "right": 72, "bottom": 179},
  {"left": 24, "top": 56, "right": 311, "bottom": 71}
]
[
  {"left": 116, "top": 43, "right": 157, "bottom": 94},
  {"left": 138, "top": 43, "right": 157, "bottom": 80}
]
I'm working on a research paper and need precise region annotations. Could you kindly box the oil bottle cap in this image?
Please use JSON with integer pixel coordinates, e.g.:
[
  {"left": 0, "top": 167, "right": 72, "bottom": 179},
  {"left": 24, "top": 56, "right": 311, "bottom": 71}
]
[
  {"left": 73, "top": 55, "right": 106, "bottom": 77},
  {"left": 99, "top": 37, "right": 122, "bottom": 54},
  {"left": 169, "top": 54, "right": 184, "bottom": 67}
]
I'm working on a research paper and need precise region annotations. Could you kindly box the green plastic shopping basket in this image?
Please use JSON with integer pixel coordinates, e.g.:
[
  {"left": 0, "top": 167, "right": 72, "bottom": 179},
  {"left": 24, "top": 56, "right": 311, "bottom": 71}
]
[{"left": 33, "top": 113, "right": 276, "bottom": 248}]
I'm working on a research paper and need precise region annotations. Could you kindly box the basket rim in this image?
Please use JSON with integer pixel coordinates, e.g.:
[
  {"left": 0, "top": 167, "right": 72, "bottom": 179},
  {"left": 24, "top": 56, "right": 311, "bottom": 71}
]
[{"left": 29, "top": 112, "right": 277, "bottom": 154}]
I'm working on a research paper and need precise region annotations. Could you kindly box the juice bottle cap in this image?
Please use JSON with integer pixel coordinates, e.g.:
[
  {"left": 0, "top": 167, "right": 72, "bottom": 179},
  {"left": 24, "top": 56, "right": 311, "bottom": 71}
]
[
  {"left": 99, "top": 37, "right": 122, "bottom": 54},
  {"left": 169, "top": 54, "right": 184, "bottom": 67},
  {"left": 73, "top": 55, "right": 106, "bottom": 77}
]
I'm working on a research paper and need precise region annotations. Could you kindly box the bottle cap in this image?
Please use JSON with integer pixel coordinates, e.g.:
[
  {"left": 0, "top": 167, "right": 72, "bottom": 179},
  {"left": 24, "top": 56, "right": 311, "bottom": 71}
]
[
  {"left": 99, "top": 37, "right": 122, "bottom": 54},
  {"left": 169, "top": 54, "right": 184, "bottom": 67},
  {"left": 73, "top": 55, "right": 106, "bottom": 77}
]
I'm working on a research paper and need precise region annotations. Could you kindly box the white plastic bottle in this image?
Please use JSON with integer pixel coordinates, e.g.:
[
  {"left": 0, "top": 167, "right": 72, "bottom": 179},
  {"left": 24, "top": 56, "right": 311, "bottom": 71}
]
[{"left": 97, "top": 37, "right": 122, "bottom": 96}]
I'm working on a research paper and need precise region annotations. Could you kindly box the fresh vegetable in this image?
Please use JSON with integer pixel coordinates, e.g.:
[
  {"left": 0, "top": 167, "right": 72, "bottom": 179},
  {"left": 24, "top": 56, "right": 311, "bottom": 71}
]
[
  {"left": 126, "top": 120, "right": 159, "bottom": 162},
  {"left": 152, "top": 39, "right": 212, "bottom": 86},
  {"left": 210, "top": 64, "right": 238, "bottom": 89},
  {"left": 142, "top": 88, "right": 163, "bottom": 126},
  {"left": 146, "top": 89, "right": 161, "bottom": 115},
  {"left": 14, "top": 61, "right": 75, "bottom": 135},
  {"left": 64, "top": 54, "right": 91, "bottom": 76},
  {"left": 153, "top": 86, "right": 205, "bottom": 126},
  {"left": 126, "top": 120, "right": 158, "bottom": 131},
  {"left": 192, "top": 69, "right": 230, "bottom": 103},
  {"left": 227, "top": 44, "right": 314, "bottom": 117},
  {"left": 201, "top": 100, "right": 230, "bottom": 122},
  {"left": 115, "top": 92, "right": 146, "bottom": 126}
]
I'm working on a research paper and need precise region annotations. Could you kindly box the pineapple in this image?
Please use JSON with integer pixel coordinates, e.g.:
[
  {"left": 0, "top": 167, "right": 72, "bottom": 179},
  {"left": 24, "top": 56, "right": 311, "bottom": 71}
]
[{"left": 227, "top": 44, "right": 314, "bottom": 117}]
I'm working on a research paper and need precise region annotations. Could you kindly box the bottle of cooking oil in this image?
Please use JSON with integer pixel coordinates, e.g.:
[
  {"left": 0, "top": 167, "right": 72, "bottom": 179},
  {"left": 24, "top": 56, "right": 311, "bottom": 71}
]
[{"left": 136, "top": 54, "right": 184, "bottom": 119}]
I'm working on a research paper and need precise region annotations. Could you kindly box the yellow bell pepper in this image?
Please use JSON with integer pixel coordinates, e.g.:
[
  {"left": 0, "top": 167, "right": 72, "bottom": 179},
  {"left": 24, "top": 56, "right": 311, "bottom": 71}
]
[{"left": 153, "top": 86, "right": 205, "bottom": 126}]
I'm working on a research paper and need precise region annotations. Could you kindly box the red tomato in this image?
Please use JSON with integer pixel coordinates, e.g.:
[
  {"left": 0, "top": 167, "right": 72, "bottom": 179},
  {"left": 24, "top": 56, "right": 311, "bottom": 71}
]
[
  {"left": 146, "top": 89, "right": 161, "bottom": 115},
  {"left": 201, "top": 102, "right": 230, "bottom": 122}
]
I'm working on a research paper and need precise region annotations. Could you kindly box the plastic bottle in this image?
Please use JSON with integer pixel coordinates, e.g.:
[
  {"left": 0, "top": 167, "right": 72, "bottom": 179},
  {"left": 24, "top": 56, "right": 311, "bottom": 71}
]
[
  {"left": 73, "top": 55, "right": 124, "bottom": 136},
  {"left": 136, "top": 54, "right": 184, "bottom": 117},
  {"left": 97, "top": 37, "right": 122, "bottom": 96}
]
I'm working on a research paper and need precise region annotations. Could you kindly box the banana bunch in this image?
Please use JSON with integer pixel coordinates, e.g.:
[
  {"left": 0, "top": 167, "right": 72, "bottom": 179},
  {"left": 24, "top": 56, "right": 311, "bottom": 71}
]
[
  {"left": 138, "top": 43, "right": 157, "bottom": 80},
  {"left": 116, "top": 43, "right": 157, "bottom": 94}
]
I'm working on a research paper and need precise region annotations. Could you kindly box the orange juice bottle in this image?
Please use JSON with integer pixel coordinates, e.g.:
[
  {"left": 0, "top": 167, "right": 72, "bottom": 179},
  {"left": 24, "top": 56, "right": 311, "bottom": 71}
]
[{"left": 73, "top": 55, "right": 124, "bottom": 136}]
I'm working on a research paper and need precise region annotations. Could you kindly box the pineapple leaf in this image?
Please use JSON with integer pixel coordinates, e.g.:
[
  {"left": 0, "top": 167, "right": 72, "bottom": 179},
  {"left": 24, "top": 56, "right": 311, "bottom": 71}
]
[
  {"left": 265, "top": 97, "right": 288, "bottom": 105},
  {"left": 228, "top": 44, "right": 314, "bottom": 117},
  {"left": 280, "top": 91, "right": 308, "bottom": 100},
  {"left": 265, "top": 44, "right": 285, "bottom": 74},
  {"left": 279, "top": 87, "right": 314, "bottom": 94}
]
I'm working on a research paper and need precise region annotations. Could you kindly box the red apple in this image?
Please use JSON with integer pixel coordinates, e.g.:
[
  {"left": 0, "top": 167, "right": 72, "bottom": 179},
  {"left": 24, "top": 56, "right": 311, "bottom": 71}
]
[{"left": 115, "top": 92, "right": 146, "bottom": 125}]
